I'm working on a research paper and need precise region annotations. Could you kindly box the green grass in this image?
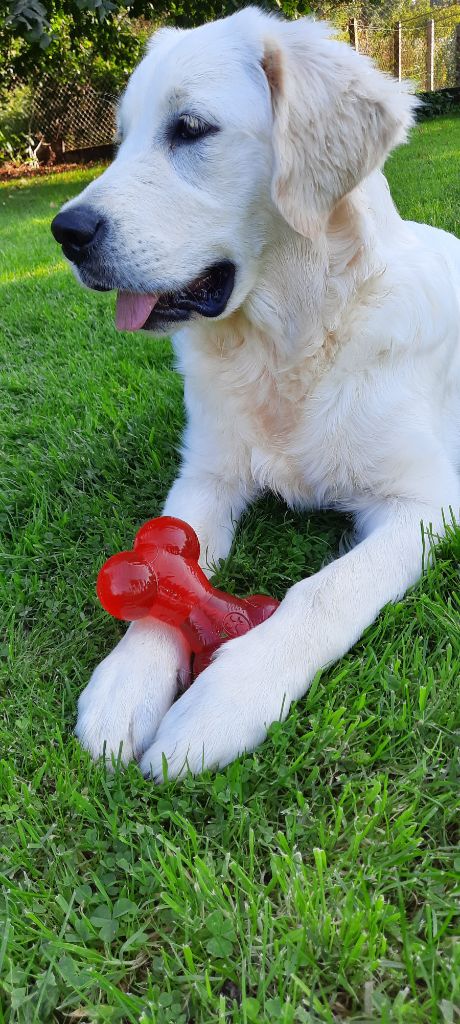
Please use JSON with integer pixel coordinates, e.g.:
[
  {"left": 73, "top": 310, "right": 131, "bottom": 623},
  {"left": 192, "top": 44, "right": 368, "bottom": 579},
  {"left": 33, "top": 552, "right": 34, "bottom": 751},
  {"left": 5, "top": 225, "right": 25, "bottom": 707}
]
[{"left": 0, "top": 116, "right": 459, "bottom": 1023}]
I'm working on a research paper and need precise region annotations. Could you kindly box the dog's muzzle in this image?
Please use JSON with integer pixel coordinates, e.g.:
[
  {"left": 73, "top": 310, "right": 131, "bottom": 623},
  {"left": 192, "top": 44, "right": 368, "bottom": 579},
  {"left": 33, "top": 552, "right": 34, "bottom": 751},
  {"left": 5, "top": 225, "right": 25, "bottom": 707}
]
[{"left": 51, "top": 205, "right": 237, "bottom": 328}]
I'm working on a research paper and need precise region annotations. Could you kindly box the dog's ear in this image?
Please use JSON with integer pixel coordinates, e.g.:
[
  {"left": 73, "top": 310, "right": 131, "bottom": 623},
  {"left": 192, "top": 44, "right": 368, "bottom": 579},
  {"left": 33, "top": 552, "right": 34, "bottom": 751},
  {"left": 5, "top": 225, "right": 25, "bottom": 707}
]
[{"left": 261, "top": 21, "right": 416, "bottom": 237}]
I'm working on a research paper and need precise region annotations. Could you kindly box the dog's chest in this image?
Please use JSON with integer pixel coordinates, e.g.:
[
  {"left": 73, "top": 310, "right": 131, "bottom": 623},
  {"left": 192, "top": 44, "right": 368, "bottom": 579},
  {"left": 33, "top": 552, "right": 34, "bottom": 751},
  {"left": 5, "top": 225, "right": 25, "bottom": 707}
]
[
  {"left": 183, "top": 331, "right": 362, "bottom": 507},
  {"left": 225, "top": 374, "right": 350, "bottom": 506}
]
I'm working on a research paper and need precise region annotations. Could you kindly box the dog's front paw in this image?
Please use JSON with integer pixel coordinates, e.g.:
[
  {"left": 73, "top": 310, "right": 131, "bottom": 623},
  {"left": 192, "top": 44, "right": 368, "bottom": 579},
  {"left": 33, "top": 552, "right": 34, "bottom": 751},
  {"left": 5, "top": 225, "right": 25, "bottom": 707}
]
[
  {"left": 75, "top": 620, "right": 190, "bottom": 765},
  {"left": 139, "top": 620, "right": 292, "bottom": 780}
]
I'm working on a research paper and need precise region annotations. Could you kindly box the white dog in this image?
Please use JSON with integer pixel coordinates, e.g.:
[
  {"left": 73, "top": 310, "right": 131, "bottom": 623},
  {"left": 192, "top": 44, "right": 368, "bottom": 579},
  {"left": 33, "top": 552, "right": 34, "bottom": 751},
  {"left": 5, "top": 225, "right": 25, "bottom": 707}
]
[{"left": 51, "top": 7, "right": 460, "bottom": 780}]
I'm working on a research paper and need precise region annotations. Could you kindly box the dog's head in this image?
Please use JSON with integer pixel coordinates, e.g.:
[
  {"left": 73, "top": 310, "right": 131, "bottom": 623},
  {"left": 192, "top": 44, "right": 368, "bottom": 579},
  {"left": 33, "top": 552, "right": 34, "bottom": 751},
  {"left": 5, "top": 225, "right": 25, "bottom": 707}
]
[{"left": 51, "top": 8, "right": 415, "bottom": 334}]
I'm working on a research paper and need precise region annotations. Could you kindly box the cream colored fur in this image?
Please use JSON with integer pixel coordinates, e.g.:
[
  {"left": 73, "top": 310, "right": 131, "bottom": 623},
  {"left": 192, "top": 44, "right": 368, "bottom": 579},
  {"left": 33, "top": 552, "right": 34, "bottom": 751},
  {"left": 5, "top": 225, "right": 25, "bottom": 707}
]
[{"left": 71, "top": 8, "right": 460, "bottom": 778}]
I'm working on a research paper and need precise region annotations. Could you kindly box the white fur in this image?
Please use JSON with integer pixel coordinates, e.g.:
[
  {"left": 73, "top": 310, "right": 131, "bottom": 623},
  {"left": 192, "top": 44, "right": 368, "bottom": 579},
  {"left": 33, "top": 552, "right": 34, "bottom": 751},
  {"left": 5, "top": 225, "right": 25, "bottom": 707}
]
[{"left": 71, "top": 8, "right": 460, "bottom": 778}]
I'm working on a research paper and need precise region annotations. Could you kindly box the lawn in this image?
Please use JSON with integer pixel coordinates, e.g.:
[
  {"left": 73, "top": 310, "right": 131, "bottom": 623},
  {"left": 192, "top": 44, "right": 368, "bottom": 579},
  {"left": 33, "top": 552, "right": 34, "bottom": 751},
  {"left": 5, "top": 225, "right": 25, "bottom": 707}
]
[{"left": 0, "top": 116, "right": 459, "bottom": 1023}]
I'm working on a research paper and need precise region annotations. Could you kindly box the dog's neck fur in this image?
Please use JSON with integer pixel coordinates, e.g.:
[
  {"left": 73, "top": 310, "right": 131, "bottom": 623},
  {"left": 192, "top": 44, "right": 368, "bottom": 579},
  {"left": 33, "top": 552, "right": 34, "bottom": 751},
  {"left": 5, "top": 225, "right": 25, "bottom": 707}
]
[
  {"left": 174, "top": 170, "right": 411, "bottom": 506},
  {"left": 183, "top": 171, "right": 396, "bottom": 389}
]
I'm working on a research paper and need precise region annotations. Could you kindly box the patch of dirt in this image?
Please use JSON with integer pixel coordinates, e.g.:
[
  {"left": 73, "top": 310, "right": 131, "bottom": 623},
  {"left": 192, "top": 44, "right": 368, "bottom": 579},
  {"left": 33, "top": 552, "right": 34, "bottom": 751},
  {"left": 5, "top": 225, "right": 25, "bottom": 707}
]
[{"left": 0, "top": 160, "right": 108, "bottom": 181}]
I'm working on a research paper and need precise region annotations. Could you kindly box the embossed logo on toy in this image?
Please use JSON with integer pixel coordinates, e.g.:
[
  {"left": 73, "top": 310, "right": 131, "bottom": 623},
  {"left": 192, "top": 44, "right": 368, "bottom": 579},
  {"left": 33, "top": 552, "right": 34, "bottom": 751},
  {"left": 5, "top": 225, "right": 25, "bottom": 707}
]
[{"left": 220, "top": 611, "right": 252, "bottom": 639}]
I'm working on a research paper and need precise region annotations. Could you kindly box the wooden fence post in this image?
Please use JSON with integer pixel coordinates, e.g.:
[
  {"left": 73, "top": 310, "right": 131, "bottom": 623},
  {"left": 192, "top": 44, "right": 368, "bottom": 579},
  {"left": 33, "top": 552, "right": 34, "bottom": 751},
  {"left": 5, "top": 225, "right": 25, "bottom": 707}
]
[
  {"left": 348, "top": 18, "right": 359, "bottom": 52},
  {"left": 426, "top": 18, "right": 435, "bottom": 91},
  {"left": 455, "top": 23, "right": 460, "bottom": 87},
  {"left": 393, "top": 21, "right": 402, "bottom": 81}
]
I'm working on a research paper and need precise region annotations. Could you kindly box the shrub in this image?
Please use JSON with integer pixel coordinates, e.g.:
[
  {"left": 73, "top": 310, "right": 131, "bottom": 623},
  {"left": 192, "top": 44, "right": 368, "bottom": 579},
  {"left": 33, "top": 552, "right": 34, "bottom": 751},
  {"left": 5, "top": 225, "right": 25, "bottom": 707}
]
[{"left": 0, "top": 83, "right": 34, "bottom": 164}]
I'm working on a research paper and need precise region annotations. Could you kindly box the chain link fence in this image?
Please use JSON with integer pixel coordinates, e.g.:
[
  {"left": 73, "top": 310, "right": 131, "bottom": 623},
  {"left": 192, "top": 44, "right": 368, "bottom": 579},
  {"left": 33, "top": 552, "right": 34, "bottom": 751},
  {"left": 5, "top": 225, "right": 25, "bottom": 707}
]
[
  {"left": 5, "top": 5, "right": 460, "bottom": 165},
  {"left": 30, "top": 77, "right": 116, "bottom": 153},
  {"left": 349, "top": 10, "right": 460, "bottom": 91}
]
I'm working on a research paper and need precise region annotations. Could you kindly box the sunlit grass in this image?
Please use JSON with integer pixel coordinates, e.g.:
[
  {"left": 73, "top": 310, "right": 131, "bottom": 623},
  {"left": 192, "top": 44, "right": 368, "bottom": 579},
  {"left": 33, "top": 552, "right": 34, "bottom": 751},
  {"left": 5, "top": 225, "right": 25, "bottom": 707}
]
[{"left": 0, "top": 262, "right": 63, "bottom": 285}]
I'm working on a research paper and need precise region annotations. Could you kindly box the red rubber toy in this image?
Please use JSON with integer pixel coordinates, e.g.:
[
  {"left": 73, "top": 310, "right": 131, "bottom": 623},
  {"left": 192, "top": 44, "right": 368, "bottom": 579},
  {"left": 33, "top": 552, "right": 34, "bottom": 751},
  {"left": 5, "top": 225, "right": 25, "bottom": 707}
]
[{"left": 97, "top": 516, "right": 279, "bottom": 680}]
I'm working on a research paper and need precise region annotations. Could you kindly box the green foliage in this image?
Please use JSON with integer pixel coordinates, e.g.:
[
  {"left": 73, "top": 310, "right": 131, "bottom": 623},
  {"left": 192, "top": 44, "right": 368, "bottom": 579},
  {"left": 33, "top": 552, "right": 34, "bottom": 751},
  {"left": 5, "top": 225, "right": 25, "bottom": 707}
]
[
  {"left": 0, "top": 0, "right": 151, "bottom": 96},
  {"left": 0, "top": 82, "right": 33, "bottom": 164},
  {"left": 6, "top": 0, "right": 51, "bottom": 43},
  {"left": 0, "top": 0, "right": 311, "bottom": 99},
  {"left": 165, "top": 0, "right": 313, "bottom": 28},
  {"left": 2, "top": 0, "right": 459, "bottom": 123},
  {"left": 417, "top": 87, "right": 460, "bottom": 120},
  {"left": 0, "top": 116, "right": 459, "bottom": 1022}
]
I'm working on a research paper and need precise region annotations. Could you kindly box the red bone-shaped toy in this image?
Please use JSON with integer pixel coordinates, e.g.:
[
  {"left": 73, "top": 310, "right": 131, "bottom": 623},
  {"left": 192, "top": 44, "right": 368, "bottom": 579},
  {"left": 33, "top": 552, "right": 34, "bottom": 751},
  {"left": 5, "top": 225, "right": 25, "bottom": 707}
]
[{"left": 97, "top": 517, "right": 279, "bottom": 680}]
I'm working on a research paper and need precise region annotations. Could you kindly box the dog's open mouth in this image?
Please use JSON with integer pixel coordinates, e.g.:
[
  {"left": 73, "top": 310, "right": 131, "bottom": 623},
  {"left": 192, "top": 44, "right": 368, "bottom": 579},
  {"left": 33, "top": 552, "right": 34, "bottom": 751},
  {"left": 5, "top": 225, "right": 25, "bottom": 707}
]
[{"left": 115, "top": 260, "right": 236, "bottom": 331}]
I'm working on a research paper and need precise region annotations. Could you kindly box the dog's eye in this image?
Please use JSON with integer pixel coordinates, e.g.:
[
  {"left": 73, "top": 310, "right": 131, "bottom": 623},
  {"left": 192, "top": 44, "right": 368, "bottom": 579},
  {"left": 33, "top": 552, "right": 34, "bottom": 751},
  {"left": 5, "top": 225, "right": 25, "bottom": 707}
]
[{"left": 172, "top": 114, "right": 216, "bottom": 143}]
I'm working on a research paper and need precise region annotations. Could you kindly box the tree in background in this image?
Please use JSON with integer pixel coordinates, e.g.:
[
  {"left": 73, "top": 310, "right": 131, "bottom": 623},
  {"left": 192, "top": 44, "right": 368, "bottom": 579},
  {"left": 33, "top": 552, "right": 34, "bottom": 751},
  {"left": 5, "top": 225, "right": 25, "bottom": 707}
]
[
  {"left": 0, "top": 0, "right": 314, "bottom": 162},
  {"left": 1, "top": 0, "right": 149, "bottom": 94},
  {"left": 1, "top": 0, "right": 314, "bottom": 95},
  {"left": 4, "top": 0, "right": 460, "bottom": 92},
  {"left": 2, "top": 0, "right": 328, "bottom": 94},
  {"left": 4, "top": 0, "right": 459, "bottom": 95},
  {"left": 1, "top": 0, "right": 458, "bottom": 164}
]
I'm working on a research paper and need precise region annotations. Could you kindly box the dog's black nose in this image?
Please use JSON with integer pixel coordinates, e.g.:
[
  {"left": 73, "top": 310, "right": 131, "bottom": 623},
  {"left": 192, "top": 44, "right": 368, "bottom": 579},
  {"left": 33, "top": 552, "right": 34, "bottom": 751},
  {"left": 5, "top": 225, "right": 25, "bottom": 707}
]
[{"left": 51, "top": 206, "right": 105, "bottom": 263}]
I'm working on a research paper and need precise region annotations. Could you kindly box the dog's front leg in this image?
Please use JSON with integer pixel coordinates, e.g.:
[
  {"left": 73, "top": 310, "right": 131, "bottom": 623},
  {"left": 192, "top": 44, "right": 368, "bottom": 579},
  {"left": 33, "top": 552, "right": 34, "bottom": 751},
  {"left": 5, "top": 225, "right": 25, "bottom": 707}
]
[
  {"left": 76, "top": 467, "right": 250, "bottom": 764},
  {"left": 140, "top": 492, "right": 459, "bottom": 779}
]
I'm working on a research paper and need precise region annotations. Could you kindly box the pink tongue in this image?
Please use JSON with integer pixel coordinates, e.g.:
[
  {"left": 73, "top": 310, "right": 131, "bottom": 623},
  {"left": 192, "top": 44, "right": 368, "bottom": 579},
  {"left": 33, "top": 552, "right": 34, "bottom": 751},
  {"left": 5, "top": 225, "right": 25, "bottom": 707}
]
[{"left": 115, "top": 291, "right": 159, "bottom": 331}]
